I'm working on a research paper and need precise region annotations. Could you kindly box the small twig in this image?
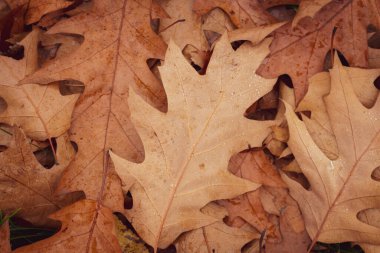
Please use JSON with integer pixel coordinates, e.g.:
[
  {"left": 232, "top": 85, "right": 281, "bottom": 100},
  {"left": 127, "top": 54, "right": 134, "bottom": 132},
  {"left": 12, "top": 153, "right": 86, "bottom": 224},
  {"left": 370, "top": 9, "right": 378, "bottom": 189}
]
[
  {"left": 259, "top": 229, "right": 267, "bottom": 253},
  {"left": 159, "top": 19, "right": 186, "bottom": 33},
  {"left": 0, "top": 208, "right": 21, "bottom": 226},
  {"left": 48, "top": 137, "right": 58, "bottom": 165}
]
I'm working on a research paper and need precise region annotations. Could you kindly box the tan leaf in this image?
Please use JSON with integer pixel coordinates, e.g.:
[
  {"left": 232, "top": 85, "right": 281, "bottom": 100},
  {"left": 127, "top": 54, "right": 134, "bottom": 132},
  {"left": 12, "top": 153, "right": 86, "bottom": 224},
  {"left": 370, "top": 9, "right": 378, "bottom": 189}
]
[
  {"left": 264, "top": 125, "right": 289, "bottom": 157},
  {"left": 0, "top": 127, "right": 80, "bottom": 226},
  {"left": 158, "top": 0, "right": 209, "bottom": 67},
  {"left": 0, "top": 29, "right": 79, "bottom": 141},
  {"left": 14, "top": 199, "right": 122, "bottom": 253},
  {"left": 228, "top": 23, "right": 286, "bottom": 45},
  {"left": 258, "top": 0, "right": 380, "bottom": 103},
  {"left": 283, "top": 58, "right": 380, "bottom": 247},
  {"left": 193, "top": 0, "right": 277, "bottom": 28},
  {"left": 357, "top": 208, "right": 380, "bottom": 252},
  {"left": 175, "top": 203, "right": 259, "bottom": 253},
  {"left": 111, "top": 34, "right": 277, "bottom": 250},
  {"left": 23, "top": 0, "right": 169, "bottom": 210},
  {"left": 298, "top": 63, "right": 380, "bottom": 159},
  {"left": 202, "top": 8, "right": 235, "bottom": 35},
  {"left": 0, "top": 220, "right": 11, "bottom": 253},
  {"left": 360, "top": 243, "right": 380, "bottom": 253},
  {"left": 296, "top": 72, "right": 339, "bottom": 160}
]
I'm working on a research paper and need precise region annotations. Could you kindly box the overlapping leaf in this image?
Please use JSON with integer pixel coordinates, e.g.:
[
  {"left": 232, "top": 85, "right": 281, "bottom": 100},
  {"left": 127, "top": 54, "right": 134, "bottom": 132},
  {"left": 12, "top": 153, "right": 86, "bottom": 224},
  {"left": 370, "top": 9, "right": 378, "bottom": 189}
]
[
  {"left": 111, "top": 34, "right": 277, "bottom": 250},
  {"left": 175, "top": 203, "right": 259, "bottom": 253},
  {"left": 23, "top": 0, "right": 169, "bottom": 210},
  {"left": 193, "top": 0, "right": 277, "bottom": 28},
  {"left": 258, "top": 0, "right": 380, "bottom": 103},
  {"left": 284, "top": 58, "right": 380, "bottom": 247},
  {"left": 0, "top": 29, "right": 79, "bottom": 141},
  {"left": 14, "top": 200, "right": 121, "bottom": 253},
  {"left": 0, "top": 127, "right": 79, "bottom": 226}
]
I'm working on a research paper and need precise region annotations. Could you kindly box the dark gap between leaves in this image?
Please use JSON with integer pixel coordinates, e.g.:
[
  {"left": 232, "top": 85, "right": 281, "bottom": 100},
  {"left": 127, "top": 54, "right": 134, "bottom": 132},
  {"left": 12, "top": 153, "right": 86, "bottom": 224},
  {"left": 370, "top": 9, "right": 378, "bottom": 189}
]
[
  {"left": 33, "top": 138, "right": 57, "bottom": 169},
  {"left": 58, "top": 79, "right": 85, "bottom": 95},
  {"left": 371, "top": 166, "right": 380, "bottom": 181},
  {"left": 374, "top": 76, "right": 380, "bottom": 90},
  {"left": 245, "top": 82, "right": 280, "bottom": 121},
  {"left": 9, "top": 216, "right": 58, "bottom": 250},
  {"left": 284, "top": 171, "right": 311, "bottom": 190},
  {"left": 368, "top": 31, "right": 380, "bottom": 48},
  {"left": 123, "top": 191, "right": 133, "bottom": 209}
]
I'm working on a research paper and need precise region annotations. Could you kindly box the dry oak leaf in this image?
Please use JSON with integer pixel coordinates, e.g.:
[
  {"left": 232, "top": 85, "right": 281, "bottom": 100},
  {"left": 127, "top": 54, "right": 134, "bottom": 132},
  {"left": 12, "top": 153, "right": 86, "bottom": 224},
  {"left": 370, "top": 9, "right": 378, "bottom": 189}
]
[
  {"left": 258, "top": 0, "right": 380, "bottom": 103},
  {"left": 193, "top": 0, "right": 277, "bottom": 28},
  {"left": 292, "top": 0, "right": 333, "bottom": 26},
  {"left": 219, "top": 150, "right": 286, "bottom": 240},
  {"left": 24, "top": 0, "right": 169, "bottom": 210},
  {"left": 219, "top": 149, "right": 309, "bottom": 253},
  {"left": 6, "top": 0, "right": 73, "bottom": 24},
  {"left": 175, "top": 203, "right": 259, "bottom": 253},
  {"left": 297, "top": 64, "right": 380, "bottom": 160},
  {"left": 110, "top": 34, "right": 277, "bottom": 250},
  {"left": 259, "top": 186, "right": 310, "bottom": 253},
  {"left": 357, "top": 208, "right": 380, "bottom": 253},
  {"left": 158, "top": 0, "right": 209, "bottom": 67},
  {"left": 0, "top": 29, "right": 79, "bottom": 141},
  {"left": 14, "top": 199, "right": 121, "bottom": 253},
  {"left": 0, "top": 127, "right": 79, "bottom": 226},
  {"left": 283, "top": 58, "right": 380, "bottom": 248}
]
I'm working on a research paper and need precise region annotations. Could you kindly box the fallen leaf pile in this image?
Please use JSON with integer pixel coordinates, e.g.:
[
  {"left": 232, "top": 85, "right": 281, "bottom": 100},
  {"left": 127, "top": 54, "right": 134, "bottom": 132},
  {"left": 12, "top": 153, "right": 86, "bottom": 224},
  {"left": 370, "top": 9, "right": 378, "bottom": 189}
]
[{"left": 0, "top": 0, "right": 379, "bottom": 252}]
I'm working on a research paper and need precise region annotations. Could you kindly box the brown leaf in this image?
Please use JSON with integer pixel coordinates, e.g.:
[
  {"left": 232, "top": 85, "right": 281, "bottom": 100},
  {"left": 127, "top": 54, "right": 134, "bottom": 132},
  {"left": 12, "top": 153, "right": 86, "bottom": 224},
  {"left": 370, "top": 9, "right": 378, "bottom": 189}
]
[
  {"left": 6, "top": 0, "right": 73, "bottom": 24},
  {"left": 292, "top": 0, "right": 333, "bottom": 26},
  {"left": 220, "top": 190, "right": 280, "bottom": 241},
  {"left": 0, "top": 220, "right": 11, "bottom": 253},
  {"left": 111, "top": 34, "right": 277, "bottom": 250},
  {"left": 0, "top": 29, "right": 79, "bottom": 141},
  {"left": 175, "top": 203, "right": 259, "bottom": 253},
  {"left": 228, "top": 150, "right": 287, "bottom": 188},
  {"left": 0, "top": 127, "right": 80, "bottom": 226},
  {"left": 23, "top": 0, "right": 169, "bottom": 211},
  {"left": 202, "top": 8, "right": 235, "bottom": 36},
  {"left": 369, "top": 47, "right": 380, "bottom": 68},
  {"left": 228, "top": 22, "right": 286, "bottom": 45},
  {"left": 258, "top": 0, "right": 380, "bottom": 103},
  {"left": 193, "top": 0, "right": 277, "bottom": 28},
  {"left": 14, "top": 199, "right": 122, "bottom": 253},
  {"left": 283, "top": 58, "right": 380, "bottom": 248},
  {"left": 219, "top": 149, "right": 310, "bottom": 251},
  {"left": 158, "top": 0, "right": 209, "bottom": 67},
  {"left": 219, "top": 150, "right": 286, "bottom": 240},
  {"left": 260, "top": 187, "right": 310, "bottom": 253}
]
